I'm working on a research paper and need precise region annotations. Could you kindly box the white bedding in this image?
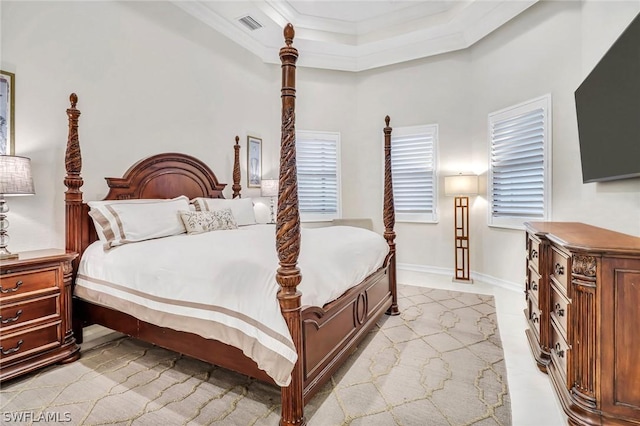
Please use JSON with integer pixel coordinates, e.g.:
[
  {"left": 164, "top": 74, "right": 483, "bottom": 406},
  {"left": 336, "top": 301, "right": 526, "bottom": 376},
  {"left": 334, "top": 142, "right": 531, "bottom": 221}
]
[{"left": 75, "top": 224, "right": 389, "bottom": 386}]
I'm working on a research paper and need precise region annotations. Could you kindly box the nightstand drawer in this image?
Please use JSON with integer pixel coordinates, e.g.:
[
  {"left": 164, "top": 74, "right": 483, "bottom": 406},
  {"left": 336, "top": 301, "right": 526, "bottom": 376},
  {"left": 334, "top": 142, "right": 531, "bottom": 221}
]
[
  {"left": 551, "top": 247, "right": 570, "bottom": 292},
  {"left": 0, "top": 250, "right": 78, "bottom": 382},
  {"left": 0, "top": 269, "right": 58, "bottom": 299},
  {"left": 0, "top": 295, "right": 60, "bottom": 332},
  {"left": 0, "top": 322, "right": 61, "bottom": 364}
]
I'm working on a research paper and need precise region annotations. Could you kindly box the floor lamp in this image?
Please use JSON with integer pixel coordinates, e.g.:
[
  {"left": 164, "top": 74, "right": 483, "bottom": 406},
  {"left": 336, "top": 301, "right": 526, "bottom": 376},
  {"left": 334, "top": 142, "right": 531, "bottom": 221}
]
[{"left": 444, "top": 174, "right": 478, "bottom": 283}]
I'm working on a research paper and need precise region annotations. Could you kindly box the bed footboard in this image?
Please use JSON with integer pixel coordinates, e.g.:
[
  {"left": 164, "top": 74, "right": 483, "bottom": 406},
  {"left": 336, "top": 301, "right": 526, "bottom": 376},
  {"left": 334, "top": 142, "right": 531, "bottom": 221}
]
[{"left": 301, "top": 262, "right": 393, "bottom": 402}]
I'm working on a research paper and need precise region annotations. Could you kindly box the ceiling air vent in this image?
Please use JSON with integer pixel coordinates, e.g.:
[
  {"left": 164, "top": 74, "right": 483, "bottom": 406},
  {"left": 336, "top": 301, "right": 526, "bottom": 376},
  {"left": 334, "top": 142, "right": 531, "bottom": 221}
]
[{"left": 238, "top": 15, "right": 263, "bottom": 31}]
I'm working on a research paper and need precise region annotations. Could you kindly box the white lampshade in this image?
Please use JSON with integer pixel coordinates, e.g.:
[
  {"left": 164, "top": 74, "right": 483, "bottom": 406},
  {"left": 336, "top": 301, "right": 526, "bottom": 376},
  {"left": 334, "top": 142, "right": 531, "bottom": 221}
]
[
  {"left": 261, "top": 178, "right": 279, "bottom": 197},
  {"left": 0, "top": 155, "right": 35, "bottom": 196},
  {"left": 0, "top": 155, "right": 35, "bottom": 259},
  {"left": 444, "top": 174, "right": 478, "bottom": 196}
]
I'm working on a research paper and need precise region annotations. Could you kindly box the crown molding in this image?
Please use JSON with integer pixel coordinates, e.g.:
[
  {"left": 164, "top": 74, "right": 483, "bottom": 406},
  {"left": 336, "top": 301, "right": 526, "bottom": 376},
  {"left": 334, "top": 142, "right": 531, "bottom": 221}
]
[{"left": 171, "top": 1, "right": 538, "bottom": 72}]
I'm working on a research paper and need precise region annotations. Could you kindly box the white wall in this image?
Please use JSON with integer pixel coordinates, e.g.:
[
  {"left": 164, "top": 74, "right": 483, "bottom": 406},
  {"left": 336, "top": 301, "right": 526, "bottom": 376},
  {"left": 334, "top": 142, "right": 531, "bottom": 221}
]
[
  {"left": 354, "top": 1, "right": 640, "bottom": 287},
  {"left": 355, "top": 52, "right": 473, "bottom": 270},
  {"left": 1, "top": 1, "right": 272, "bottom": 251},
  {"left": 470, "top": 1, "right": 640, "bottom": 284},
  {"left": 2, "top": 1, "right": 639, "bottom": 288},
  {"left": 1, "top": 1, "right": 355, "bottom": 252}
]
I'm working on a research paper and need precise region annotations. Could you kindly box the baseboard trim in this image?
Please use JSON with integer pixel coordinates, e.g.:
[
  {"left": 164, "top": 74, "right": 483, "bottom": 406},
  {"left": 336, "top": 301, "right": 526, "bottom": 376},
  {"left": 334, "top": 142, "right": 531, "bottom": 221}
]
[{"left": 397, "top": 263, "right": 521, "bottom": 293}]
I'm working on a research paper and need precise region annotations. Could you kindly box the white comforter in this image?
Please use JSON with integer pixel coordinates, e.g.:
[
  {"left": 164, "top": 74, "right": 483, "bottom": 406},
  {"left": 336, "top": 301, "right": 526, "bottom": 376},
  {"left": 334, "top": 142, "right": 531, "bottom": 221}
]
[{"left": 75, "top": 225, "right": 389, "bottom": 386}]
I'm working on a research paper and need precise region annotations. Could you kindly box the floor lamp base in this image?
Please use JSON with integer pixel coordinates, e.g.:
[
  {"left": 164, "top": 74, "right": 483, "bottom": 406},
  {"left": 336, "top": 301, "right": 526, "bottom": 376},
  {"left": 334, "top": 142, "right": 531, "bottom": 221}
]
[{"left": 453, "top": 195, "right": 472, "bottom": 285}]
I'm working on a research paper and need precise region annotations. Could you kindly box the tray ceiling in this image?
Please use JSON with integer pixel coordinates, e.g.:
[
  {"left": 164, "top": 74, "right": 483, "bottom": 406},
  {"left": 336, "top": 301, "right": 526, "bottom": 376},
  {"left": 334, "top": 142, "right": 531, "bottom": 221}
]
[{"left": 171, "top": 1, "right": 538, "bottom": 72}]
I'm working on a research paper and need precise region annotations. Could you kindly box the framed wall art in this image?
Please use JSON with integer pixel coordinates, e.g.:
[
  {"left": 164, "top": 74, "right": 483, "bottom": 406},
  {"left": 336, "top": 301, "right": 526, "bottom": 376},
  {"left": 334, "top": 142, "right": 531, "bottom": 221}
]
[
  {"left": 0, "top": 70, "right": 15, "bottom": 155},
  {"left": 247, "top": 135, "right": 262, "bottom": 188}
]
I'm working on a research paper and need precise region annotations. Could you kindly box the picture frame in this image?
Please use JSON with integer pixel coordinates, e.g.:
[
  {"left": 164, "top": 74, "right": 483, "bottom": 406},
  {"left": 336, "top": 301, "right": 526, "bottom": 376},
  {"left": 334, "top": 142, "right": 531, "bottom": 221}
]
[
  {"left": 247, "top": 135, "right": 262, "bottom": 188},
  {"left": 0, "top": 70, "right": 15, "bottom": 155}
]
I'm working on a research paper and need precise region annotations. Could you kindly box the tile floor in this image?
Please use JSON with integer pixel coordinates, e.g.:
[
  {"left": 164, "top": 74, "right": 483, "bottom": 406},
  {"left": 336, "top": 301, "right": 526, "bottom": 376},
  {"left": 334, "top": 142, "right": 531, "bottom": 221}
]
[{"left": 81, "top": 271, "right": 567, "bottom": 426}]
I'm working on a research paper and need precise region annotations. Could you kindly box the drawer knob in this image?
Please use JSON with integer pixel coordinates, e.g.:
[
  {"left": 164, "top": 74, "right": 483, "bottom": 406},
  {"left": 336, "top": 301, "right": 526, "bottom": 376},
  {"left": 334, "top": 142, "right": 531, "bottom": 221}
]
[
  {"left": 532, "top": 312, "right": 539, "bottom": 323},
  {"left": 554, "top": 263, "right": 565, "bottom": 276},
  {"left": 532, "top": 282, "right": 538, "bottom": 291},
  {"left": 0, "top": 280, "right": 23, "bottom": 294},
  {"left": 555, "top": 342, "right": 565, "bottom": 358},
  {"left": 554, "top": 303, "right": 565, "bottom": 317},
  {"left": 0, "top": 309, "right": 23, "bottom": 324},
  {"left": 0, "top": 339, "right": 24, "bottom": 355},
  {"left": 531, "top": 249, "right": 538, "bottom": 259}
]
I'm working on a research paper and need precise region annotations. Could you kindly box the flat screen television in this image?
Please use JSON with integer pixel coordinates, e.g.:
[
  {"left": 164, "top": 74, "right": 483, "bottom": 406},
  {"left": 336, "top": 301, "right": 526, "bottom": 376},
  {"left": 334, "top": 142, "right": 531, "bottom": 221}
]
[{"left": 574, "top": 12, "right": 640, "bottom": 183}]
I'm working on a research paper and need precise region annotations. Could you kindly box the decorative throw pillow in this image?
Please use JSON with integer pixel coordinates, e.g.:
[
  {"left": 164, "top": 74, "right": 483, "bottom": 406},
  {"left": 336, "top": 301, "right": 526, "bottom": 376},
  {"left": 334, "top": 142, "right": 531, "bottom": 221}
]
[
  {"left": 87, "top": 196, "right": 190, "bottom": 249},
  {"left": 179, "top": 209, "right": 238, "bottom": 234},
  {"left": 191, "top": 197, "right": 256, "bottom": 226}
]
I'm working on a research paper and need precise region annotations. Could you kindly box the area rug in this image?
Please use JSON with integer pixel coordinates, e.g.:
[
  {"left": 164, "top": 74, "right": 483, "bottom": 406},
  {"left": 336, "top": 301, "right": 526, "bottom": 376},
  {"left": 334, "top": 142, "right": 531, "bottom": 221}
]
[{"left": 0, "top": 285, "right": 511, "bottom": 425}]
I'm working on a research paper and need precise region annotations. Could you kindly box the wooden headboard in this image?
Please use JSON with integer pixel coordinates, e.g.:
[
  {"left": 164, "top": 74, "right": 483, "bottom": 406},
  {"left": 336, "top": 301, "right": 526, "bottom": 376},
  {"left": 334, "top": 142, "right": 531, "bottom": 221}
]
[
  {"left": 101, "top": 153, "right": 226, "bottom": 201},
  {"left": 63, "top": 94, "right": 230, "bottom": 264}
]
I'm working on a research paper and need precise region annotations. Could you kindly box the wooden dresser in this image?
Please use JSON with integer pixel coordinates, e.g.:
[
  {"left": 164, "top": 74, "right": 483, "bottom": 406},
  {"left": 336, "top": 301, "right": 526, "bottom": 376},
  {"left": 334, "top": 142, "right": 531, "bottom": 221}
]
[
  {"left": 524, "top": 222, "right": 640, "bottom": 426},
  {"left": 0, "top": 249, "right": 79, "bottom": 382}
]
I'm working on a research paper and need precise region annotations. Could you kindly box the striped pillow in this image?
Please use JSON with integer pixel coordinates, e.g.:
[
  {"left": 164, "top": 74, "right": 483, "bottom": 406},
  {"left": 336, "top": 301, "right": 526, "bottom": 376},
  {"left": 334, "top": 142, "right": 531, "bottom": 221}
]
[
  {"left": 88, "top": 196, "right": 189, "bottom": 249},
  {"left": 191, "top": 197, "right": 256, "bottom": 226}
]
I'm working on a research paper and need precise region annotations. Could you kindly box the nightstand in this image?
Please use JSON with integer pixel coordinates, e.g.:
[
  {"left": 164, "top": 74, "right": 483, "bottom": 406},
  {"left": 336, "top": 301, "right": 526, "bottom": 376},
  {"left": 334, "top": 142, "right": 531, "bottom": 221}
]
[{"left": 0, "top": 249, "right": 80, "bottom": 382}]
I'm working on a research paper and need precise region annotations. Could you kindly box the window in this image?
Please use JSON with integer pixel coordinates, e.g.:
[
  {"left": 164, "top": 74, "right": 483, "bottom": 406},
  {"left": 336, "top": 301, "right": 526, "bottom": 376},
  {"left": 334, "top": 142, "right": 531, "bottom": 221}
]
[
  {"left": 488, "top": 95, "right": 552, "bottom": 228},
  {"left": 296, "top": 130, "right": 341, "bottom": 222},
  {"left": 391, "top": 124, "right": 438, "bottom": 223}
]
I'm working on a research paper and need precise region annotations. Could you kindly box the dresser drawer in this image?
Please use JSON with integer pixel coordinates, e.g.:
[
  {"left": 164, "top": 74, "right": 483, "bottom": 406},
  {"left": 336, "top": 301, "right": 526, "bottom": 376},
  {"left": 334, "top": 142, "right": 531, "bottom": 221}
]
[
  {"left": 527, "top": 301, "right": 542, "bottom": 339},
  {"left": 550, "top": 284, "right": 570, "bottom": 336},
  {"left": 527, "top": 269, "right": 541, "bottom": 305},
  {"left": 0, "top": 322, "right": 61, "bottom": 364},
  {"left": 0, "top": 269, "right": 58, "bottom": 300},
  {"left": 551, "top": 247, "right": 570, "bottom": 292},
  {"left": 551, "top": 324, "right": 570, "bottom": 385},
  {"left": 0, "top": 295, "right": 60, "bottom": 332},
  {"left": 527, "top": 235, "right": 541, "bottom": 273}
]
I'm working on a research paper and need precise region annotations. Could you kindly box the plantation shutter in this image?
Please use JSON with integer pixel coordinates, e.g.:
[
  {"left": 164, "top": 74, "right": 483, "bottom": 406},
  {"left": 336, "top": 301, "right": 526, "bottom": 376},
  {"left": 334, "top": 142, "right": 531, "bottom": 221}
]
[
  {"left": 489, "top": 95, "right": 551, "bottom": 227},
  {"left": 296, "top": 131, "right": 340, "bottom": 221},
  {"left": 391, "top": 125, "right": 438, "bottom": 222}
]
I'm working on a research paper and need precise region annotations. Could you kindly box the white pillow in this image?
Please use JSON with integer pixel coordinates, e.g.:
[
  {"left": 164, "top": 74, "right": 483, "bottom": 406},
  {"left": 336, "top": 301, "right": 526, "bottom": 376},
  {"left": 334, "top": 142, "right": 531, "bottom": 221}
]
[
  {"left": 191, "top": 197, "right": 256, "bottom": 226},
  {"left": 179, "top": 209, "right": 238, "bottom": 234},
  {"left": 88, "top": 196, "right": 189, "bottom": 249}
]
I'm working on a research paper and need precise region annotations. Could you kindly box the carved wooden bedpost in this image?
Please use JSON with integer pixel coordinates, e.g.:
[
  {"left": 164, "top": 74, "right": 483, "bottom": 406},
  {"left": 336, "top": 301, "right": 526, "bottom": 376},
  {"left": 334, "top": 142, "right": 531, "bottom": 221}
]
[
  {"left": 276, "top": 24, "right": 305, "bottom": 426},
  {"left": 383, "top": 116, "right": 400, "bottom": 315},
  {"left": 64, "top": 93, "right": 83, "bottom": 269},
  {"left": 232, "top": 136, "right": 242, "bottom": 198}
]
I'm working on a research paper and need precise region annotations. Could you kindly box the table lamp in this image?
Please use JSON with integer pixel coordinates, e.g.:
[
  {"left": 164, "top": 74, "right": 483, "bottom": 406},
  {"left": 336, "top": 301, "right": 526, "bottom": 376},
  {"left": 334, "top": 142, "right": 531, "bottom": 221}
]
[
  {"left": 261, "top": 178, "right": 279, "bottom": 224},
  {"left": 0, "top": 155, "right": 35, "bottom": 259}
]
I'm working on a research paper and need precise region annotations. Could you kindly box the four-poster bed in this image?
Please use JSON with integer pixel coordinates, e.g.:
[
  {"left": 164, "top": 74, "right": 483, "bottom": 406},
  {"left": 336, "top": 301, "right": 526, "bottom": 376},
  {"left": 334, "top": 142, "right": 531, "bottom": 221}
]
[{"left": 65, "top": 24, "right": 398, "bottom": 426}]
